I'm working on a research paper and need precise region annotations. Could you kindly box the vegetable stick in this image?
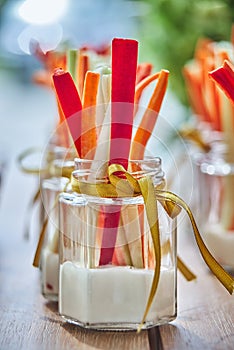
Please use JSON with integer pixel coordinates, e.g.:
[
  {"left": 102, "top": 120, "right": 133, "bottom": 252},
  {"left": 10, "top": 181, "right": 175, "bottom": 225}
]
[
  {"left": 99, "top": 38, "right": 138, "bottom": 265},
  {"left": 183, "top": 65, "right": 211, "bottom": 122},
  {"left": 130, "top": 70, "right": 169, "bottom": 269},
  {"left": 81, "top": 71, "right": 100, "bottom": 159},
  {"left": 130, "top": 69, "right": 169, "bottom": 160},
  {"left": 211, "top": 60, "right": 234, "bottom": 230},
  {"left": 136, "top": 62, "right": 153, "bottom": 84},
  {"left": 91, "top": 107, "right": 111, "bottom": 164},
  {"left": 82, "top": 72, "right": 100, "bottom": 108},
  {"left": 52, "top": 69, "right": 82, "bottom": 156},
  {"left": 121, "top": 205, "right": 144, "bottom": 268},
  {"left": 94, "top": 66, "right": 111, "bottom": 128},
  {"left": 56, "top": 97, "right": 71, "bottom": 148},
  {"left": 112, "top": 216, "right": 132, "bottom": 266},
  {"left": 202, "top": 58, "right": 221, "bottom": 130},
  {"left": 67, "top": 49, "right": 78, "bottom": 84},
  {"left": 110, "top": 38, "right": 138, "bottom": 166},
  {"left": 32, "top": 70, "right": 53, "bottom": 88},
  {"left": 209, "top": 60, "right": 234, "bottom": 103},
  {"left": 134, "top": 72, "right": 160, "bottom": 115},
  {"left": 194, "top": 37, "right": 213, "bottom": 62},
  {"left": 218, "top": 91, "right": 234, "bottom": 230},
  {"left": 77, "top": 52, "right": 89, "bottom": 97},
  {"left": 102, "top": 74, "right": 111, "bottom": 106}
]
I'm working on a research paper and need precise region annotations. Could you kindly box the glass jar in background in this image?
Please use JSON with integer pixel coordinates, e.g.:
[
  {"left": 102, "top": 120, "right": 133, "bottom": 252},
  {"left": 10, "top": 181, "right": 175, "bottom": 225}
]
[
  {"left": 196, "top": 140, "right": 234, "bottom": 272},
  {"left": 181, "top": 124, "right": 224, "bottom": 223},
  {"left": 39, "top": 158, "right": 74, "bottom": 301},
  {"left": 59, "top": 157, "right": 177, "bottom": 330}
]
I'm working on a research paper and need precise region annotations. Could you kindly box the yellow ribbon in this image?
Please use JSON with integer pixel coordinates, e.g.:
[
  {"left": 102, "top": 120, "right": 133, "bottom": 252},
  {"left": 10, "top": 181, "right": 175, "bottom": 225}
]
[
  {"left": 17, "top": 147, "right": 75, "bottom": 177},
  {"left": 71, "top": 163, "right": 234, "bottom": 331},
  {"left": 18, "top": 146, "right": 75, "bottom": 240},
  {"left": 32, "top": 180, "right": 71, "bottom": 268}
]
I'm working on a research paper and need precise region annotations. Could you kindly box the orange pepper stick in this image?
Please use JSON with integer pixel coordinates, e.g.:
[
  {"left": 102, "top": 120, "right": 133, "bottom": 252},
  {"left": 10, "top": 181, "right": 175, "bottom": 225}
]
[
  {"left": 134, "top": 72, "right": 160, "bottom": 115},
  {"left": 183, "top": 64, "right": 212, "bottom": 123},
  {"left": 77, "top": 51, "right": 89, "bottom": 98},
  {"left": 81, "top": 71, "right": 100, "bottom": 159},
  {"left": 130, "top": 69, "right": 169, "bottom": 160},
  {"left": 52, "top": 69, "right": 83, "bottom": 156},
  {"left": 203, "top": 58, "right": 221, "bottom": 131}
]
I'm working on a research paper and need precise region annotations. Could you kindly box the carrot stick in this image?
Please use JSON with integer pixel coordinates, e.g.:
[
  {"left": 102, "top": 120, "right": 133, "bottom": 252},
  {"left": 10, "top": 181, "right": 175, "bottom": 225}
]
[
  {"left": 32, "top": 70, "right": 53, "bottom": 88},
  {"left": 81, "top": 71, "right": 100, "bottom": 158},
  {"left": 202, "top": 58, "right": 221, "bottom": 131},
  {"left": 136, "top": 62, "right": 153, "bottom": 84},
  {"left": 99, "top": 38, "right": 138, "bottom": 265},
  {"left": 183, "top": 64, "right": 213, "bottom": 123},
  {"left": 52, "top": 69, "right": 82, "bottom": 156},
  {"left": 77, "top": 52, "right": 89, "bottom": 97},
  {"left": 134, "top": 72, "right": 160, "bottom": 114},
  {"left": 130, "top": 69, "right": 169, "bottom": 160}
]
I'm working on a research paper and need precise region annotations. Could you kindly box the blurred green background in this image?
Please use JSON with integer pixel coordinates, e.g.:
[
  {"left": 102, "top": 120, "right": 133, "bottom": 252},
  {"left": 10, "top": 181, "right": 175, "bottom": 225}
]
[{"left": 136, "top": 0, "right": 234, "bottom": 105}]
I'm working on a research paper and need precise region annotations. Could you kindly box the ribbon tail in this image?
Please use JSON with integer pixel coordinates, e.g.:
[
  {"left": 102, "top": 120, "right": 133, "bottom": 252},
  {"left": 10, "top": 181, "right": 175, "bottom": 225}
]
[
  {"left": 177, "top": 256, "right": 196, "bottom": 281},
  {"left": 137, "top": 176, "right": 161, "bottom": 332},
  {"left": 23, "top": 187, "right": 41, "bottom": 240},
  {"left": 156, "top": 190, "right": 234, "bottom": 295},
  {"left": 33, "top": 216, "right": 49, "bottom": 267}
]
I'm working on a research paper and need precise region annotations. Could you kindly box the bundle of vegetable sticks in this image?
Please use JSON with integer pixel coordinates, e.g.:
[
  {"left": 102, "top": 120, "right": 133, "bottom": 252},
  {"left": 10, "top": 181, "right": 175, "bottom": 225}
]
[
  {"left": 52, "top": 37, "right": 169, "bottom": 267},
  {"left": 31, "top": 42, "right": 111, "bottom": 148},
  {"left": 183, "top": 31, "right": 234, "bottom": 231},
  {"left": 183, "top": 37, "right": 234, "bottom": 133}
]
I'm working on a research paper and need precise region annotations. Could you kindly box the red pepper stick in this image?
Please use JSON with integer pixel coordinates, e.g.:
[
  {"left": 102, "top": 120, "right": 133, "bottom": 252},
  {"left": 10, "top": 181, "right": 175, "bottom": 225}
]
[
  {"left": 209, "top": 60, "right": 234, "bottom": 103},
  {"left": 109, "top": 38, "right": 138, "bottom": 167},
  {"left": 52, "top": 69, "right": 83, "bottom": 156},
  {"left": 99, "top": 38, "right": 138, "bottom": 265},
  {"left": 56, "top": 97, "right": 71, "bottom": 148}
]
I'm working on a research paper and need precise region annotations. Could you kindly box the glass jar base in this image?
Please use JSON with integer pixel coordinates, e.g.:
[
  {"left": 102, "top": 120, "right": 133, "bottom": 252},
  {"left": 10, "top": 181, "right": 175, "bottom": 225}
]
[{"left": 60, "top": 314, "right": 177, "bottom": 332}]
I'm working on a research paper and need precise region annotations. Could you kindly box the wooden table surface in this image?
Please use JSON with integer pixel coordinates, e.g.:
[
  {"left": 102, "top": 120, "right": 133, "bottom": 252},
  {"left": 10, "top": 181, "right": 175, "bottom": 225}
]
[{"left": 0, "top": 72, "right": 233, "bottom": 350}]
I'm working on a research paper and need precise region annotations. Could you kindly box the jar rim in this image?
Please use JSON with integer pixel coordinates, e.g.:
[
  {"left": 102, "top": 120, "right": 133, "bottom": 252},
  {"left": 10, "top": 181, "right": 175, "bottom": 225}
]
[
  {"left": 72, "top": 156, "right": 164, "bottom": 184},
  {"left": 74, "top": 156, "right": 162, "bottom": 165}
]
